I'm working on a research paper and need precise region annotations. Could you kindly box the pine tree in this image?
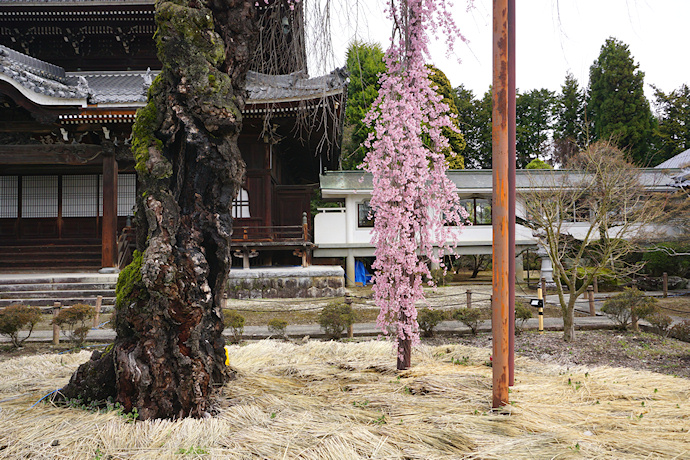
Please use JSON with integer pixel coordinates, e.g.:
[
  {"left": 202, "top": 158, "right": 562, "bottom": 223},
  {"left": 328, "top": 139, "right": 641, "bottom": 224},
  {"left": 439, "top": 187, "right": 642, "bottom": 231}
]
[
  {"left": 553, "top": 72, "right": 587, "bottom": 166},
  {"left": 653, "top": 84, "right": 690, "bottom": 165},
  {"left": 341, "top": 42, "right": 386, "bottom": 170},
  {"left": 427, "top": 65, "right": 465, "bottom": 168},
  {"left": 516, "top": 88, "right": 555, "bottom": 167},
  {"left": 454, "top": 85, "right": 492, "bottom": 168},
  {"left": 587, "top": 37, "right": 654, "bottom": 165}
]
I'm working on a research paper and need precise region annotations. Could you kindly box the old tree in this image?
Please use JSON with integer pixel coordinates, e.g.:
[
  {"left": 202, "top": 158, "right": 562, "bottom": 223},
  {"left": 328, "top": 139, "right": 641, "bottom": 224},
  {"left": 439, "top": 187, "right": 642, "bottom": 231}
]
[
  {"left": 523, "top": 142, "right": 664, "bottom": 342},
  {"left": 59, "top": 0, "right": 258, "bottom": 419}
]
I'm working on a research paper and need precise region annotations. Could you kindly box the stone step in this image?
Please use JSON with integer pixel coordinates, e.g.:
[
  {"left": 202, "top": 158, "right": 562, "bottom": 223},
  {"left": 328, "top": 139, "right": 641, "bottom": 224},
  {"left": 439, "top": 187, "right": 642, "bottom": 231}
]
[
  {"left": 0, "top": 289, "right": 115, "bottom": 300},
  {"left": 0, "top": 282, "right": 116, "bottom": 292},
  {"left": 0, "top": 297, "right": 115, "bottom": 310},
  {"left": 0, "top": 273, "right": 118, "bottom": 312}
]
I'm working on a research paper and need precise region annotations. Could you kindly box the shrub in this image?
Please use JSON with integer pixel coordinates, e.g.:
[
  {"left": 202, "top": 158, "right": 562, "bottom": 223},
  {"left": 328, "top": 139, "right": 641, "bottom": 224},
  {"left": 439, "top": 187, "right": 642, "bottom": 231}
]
[
  {"left": 515, "top": 304, "right": 533, "bottom": 333},
  {"left": 318, "top": 302, "right": 356, "bottom": 340},
  {"left": 647, "top": 311, "right": 673, "bottom": 337},
  {"left": 268, "top": 318, "right": 288, "bottom": 337},
  {"left": 642, "top": 243, "right": 690, "bottom": 278},
  {"left": 452, "top": 308, "right": 481, "bottom": 335},
  {"left": 565, "top": 267, "right": 619, "bottom": 291},
  {"left": 0, "top": 304, "right": 42, "bottom": 348},
  {"left": 601, "top": 288, "right": 657, "bottom": 330},
  {"left": 670, "top": 320, "right": 690, "bottom": 343},
  {"left": 52, "top": 303, "right": 96, "bottom": 345},
  {"left": 223, "top": 310, "right": 245, "bottom": 343},
  {"left": 417, "top": 308, "right": 445, "bottom": 337}
]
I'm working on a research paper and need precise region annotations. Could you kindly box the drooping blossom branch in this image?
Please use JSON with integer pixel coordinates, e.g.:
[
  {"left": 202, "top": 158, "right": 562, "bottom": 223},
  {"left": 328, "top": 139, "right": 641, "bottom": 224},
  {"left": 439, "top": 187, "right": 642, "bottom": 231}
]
[{"left": 362, "top": 0, "right": 467, "bottom": 366}]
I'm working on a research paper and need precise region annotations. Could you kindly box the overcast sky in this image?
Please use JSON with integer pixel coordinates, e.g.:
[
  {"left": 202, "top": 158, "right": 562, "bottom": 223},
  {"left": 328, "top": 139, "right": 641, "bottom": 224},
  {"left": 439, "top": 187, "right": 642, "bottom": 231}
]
[{"left": 316, "top": 0, "right": 689, "bottom": 105}]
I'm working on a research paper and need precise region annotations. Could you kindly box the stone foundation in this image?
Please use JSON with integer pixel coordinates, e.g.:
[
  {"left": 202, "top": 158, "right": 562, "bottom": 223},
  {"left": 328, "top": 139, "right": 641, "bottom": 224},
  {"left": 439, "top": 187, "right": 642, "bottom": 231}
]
[{"left": 226, "top": 266, "right": 345, "bottom": 299}]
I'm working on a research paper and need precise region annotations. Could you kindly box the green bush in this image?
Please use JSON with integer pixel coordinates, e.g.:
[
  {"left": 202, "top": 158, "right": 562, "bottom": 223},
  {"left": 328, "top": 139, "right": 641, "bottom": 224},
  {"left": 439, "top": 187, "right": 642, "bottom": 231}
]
[
  {"left": 223, "top": 310, "right": 245, "bottom": 343},
  {"left": 515, "top": 304, "right": 533, "bottom": 333},
  {"left": 601, "top": 288, "right": 657, "bottom": 330},
  {"left": 0, "top": 304, "right": 42, "bottom": 348},
  {"left": 647, "top": 311, "right": 673, "bottom": 337},
  {"left": 318, "top": 302, "right": 356, "bottom": 340},
  {"left": 642, "top": 244, "right": 690, "bottom": 277},
  {"left": 417, "top": 308, "right": 445, "bottom": 337},
  {"left": 564, "top": 267, "right": 619, "bottom": 291},
  {"left": 452, "top": 308, "right": 481, "bottom": 335},
  {"left": 670, "top": 320, "right": 690, "bottom": 343},
  {"left": 268, "top": 318, "right": 288, "bottom": 337},
  {"left": 53, "top": 303, "right": 96, "bottom": 345}
]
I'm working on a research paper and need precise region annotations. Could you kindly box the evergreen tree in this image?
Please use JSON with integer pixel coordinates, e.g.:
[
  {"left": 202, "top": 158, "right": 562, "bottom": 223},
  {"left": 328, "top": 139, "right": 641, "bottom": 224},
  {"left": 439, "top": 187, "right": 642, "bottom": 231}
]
[
  {"left": 653, "top": 84, "right": 690, "bottom": 165},
  {"left": 553, "top": 72, "right": 587, "bottom": 166},
  {"left": 427, "top": 65, "right": 465, "bottom": 168},
  {"left": 587, "top": 37, "right": 654, "bottom": 165},
  {"left": 341, "top": 42, "right": 386, "bottom": 169},
  {"left": 516, "top": 88, "right": 555, "bottom": 167},
  {"left": 454, "top": 85, "right": 492, "bottom": 168}
]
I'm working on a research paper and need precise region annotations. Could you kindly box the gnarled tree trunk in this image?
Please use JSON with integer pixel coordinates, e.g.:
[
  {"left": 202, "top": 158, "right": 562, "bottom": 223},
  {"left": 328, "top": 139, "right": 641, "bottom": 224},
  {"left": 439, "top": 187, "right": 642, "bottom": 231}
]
[{"left": 59, "top": 0, "right": 258, "bottom": 420}]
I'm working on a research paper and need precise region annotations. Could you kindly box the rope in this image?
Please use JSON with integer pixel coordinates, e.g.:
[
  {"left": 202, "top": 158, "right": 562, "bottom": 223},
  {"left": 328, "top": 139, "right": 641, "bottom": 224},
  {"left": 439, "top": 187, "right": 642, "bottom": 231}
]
[{"left": 30, "top": 389, "right": 60, "bottom": 409}]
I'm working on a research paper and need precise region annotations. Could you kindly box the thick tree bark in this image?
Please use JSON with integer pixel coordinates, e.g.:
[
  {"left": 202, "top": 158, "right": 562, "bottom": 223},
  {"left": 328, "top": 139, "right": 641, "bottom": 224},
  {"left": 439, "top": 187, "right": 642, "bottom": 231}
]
[{"left": 59, "top": 0, "right": 258, "bottom": 420}]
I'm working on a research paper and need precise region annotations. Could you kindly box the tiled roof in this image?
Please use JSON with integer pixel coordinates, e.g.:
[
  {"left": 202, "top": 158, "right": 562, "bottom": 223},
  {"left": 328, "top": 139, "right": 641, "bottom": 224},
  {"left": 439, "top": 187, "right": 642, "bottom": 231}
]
[
  {"left": 68, "top": 70, "right": 153, "bottom": 104},
  {"left": 0, "top": 45, "right": 87, "bottom": 101},
  {"left": 0, "top": 44, "right": 346, "bottom": 108},
  {"left": 246, "top": 68, "right": 348, "bottom": 103},
  {"left": 655, "top": 149, "right": 690, "bottom": 169}
]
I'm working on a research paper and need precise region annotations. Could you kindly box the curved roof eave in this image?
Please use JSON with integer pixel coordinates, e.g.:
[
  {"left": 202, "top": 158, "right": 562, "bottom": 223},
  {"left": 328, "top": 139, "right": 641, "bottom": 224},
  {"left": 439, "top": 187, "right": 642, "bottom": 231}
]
[{"left": 0, "top": 73, "right": 86, "bottom": 108}]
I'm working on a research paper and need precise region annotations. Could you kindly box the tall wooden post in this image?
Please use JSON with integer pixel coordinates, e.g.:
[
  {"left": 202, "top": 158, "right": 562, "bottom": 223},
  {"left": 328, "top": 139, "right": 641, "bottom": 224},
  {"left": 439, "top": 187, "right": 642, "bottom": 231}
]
[
  {"left": 101, "top": 150, "right": 118, "bottom": 270},
  {"left": 507, "top": 0, "right": 516, "bottom": 387},
  {"left": 52, "top": 302, "right": 61, "bottom": 346},
  {"left": 492, "top": 0, "right": 510, "bottom": 408}
]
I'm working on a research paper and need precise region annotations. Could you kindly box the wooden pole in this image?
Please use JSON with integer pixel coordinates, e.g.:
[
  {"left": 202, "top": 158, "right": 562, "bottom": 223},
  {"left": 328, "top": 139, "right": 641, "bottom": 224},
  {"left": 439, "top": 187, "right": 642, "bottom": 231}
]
[
  {"left": 101, "top": 151, "right": 118, "bottom": 269},
  {"left": 466, "top": 289, "right": 472, "bottom": 309},
  {"left": 93, "top": 295, "right": 103, "bottom": 328},
  {"left": 491, "top": 0, "right": 510, "bottom": 408},
  {"left": 587, "top": 285, "right": 595, "bottom": 316},
  {"left": 537, "top": 288, "right": 544, "bottom": 334},
  {"left": 663, "top": 272, "right": 668, "bottom": 298},
  {"left": 52, "top": 302, "right": 61, "bottom": 346},
  {"left": 507, "top": 0, "right": 516, "bottom": 388}
]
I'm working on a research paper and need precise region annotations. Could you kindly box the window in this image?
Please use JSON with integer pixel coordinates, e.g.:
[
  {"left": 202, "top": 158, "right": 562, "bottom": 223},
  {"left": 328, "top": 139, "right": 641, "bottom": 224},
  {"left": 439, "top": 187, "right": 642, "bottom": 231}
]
[
  {"left": 358, "top": 201, "right": 374, "bottom": 227},
  {"left": 0, "top": 176, "right": 18, "bottom": 218},
  {"left": 118, "top": 174, "right": 137, "bottom": 217},
  {"left": 232, "top": 188, "right": 250, "bottom": 218},
  {"left": 458, "top": 198, "right": 492, "bottom": 225},
  {"left": 22, "top": 176, "right": 57, "bottom": 218},
  {"left": 63, "top": 175, "right": 99, "bottom": 217}
]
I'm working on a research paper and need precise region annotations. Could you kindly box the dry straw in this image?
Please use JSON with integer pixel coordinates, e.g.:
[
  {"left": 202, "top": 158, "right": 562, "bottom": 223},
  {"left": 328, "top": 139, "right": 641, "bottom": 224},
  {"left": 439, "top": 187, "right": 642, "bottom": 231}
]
[{"left": 0, "top": 340, "right": 688, "bottom": 459}]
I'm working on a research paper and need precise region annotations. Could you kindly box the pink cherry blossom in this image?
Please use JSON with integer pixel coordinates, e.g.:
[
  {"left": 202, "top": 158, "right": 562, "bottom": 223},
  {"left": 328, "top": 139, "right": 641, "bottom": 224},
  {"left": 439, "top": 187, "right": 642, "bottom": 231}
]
[{"left": 362, "top": 0, "right": 467, "bottom": 358}]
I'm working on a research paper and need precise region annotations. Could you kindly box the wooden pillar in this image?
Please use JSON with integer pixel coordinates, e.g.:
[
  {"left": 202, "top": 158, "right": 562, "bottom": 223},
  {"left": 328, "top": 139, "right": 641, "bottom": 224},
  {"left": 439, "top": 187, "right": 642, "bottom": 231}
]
[
  {"left": 587, "top": 285, "right": 595, "bottom": 316},
  {"left": 52, "top": 302, "right": 61, "bottom": 346},
  {"left": 492, "top": 0, "right": 510, "bottom": 408},
  {"left": 101, "top": 151, "right": 118, "bottom": 270}
]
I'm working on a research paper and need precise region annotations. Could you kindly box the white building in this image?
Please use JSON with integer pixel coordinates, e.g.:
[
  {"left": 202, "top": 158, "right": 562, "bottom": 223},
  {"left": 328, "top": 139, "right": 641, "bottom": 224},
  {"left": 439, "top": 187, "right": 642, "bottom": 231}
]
[{"left": 313, "top": 169, "right": 679, "bottom": 286}]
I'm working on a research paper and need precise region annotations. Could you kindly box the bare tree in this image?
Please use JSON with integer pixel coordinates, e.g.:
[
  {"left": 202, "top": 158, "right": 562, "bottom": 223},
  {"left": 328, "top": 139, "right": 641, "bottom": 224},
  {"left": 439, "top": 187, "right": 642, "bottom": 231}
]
[{"left": 523, "top": 141, "right": 665, "bottom": 342}]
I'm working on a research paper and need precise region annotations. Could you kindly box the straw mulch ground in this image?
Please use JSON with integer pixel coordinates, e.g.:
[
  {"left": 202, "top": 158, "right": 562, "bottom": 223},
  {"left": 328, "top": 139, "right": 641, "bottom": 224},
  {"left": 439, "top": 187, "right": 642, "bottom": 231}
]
[{"left": 0, "top": 340, "right": 688, "bottom": 459}]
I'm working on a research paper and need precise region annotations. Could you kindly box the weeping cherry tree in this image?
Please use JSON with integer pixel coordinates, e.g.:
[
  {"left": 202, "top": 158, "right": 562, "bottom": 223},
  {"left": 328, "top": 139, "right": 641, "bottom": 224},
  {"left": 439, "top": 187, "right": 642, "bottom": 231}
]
[{"left": 362, "top": 0, "right": 466, "bottom": 370}]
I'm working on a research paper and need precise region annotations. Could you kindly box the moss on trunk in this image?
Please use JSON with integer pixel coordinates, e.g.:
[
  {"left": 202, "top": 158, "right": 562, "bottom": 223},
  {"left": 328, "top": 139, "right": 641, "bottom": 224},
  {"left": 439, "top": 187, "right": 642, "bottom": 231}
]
[{"left": 59, "top": 0, "right": 258, "bottom": 420}]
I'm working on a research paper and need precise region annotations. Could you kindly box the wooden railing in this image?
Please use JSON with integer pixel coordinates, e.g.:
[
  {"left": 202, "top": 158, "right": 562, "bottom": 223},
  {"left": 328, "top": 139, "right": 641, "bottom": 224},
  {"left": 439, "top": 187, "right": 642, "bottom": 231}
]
[
  {"left": 117, "top": 227, "right": 136, "bottom": 269},
  {"left": 232, "top": 212, "right": 310, "bottom": 243}
]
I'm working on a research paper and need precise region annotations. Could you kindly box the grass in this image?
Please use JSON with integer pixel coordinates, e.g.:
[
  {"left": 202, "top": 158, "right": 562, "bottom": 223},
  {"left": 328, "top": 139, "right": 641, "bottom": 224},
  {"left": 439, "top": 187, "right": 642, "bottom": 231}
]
[{"left": 1, "top": 340, "right": 689, "bottom": 458}]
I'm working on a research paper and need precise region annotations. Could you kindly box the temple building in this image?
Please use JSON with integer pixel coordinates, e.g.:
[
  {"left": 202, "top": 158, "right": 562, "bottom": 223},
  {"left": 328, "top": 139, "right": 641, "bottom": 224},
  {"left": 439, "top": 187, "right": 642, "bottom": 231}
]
[{"left": 0, "top": 0, "right": 346, "bottom": 273}]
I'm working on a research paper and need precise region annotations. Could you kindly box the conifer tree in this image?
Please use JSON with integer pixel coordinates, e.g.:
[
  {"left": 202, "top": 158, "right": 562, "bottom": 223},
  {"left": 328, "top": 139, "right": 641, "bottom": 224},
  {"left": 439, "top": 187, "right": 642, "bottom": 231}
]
[
  {"left": 653, "top": 84, "right": 690, "bottom": 165},
  {"left": 587, "top": 37, "right": 654, "bottom": 165},
  {"left": 553, "top": 72, "right": 587, "bottom": 165}
]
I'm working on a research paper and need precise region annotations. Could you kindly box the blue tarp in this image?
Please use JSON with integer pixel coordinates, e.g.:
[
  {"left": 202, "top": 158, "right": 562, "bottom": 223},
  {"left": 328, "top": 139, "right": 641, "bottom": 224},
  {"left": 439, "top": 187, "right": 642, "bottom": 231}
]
[{"left": 355, "top": 260, "right": 371, "bottom": 285}]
